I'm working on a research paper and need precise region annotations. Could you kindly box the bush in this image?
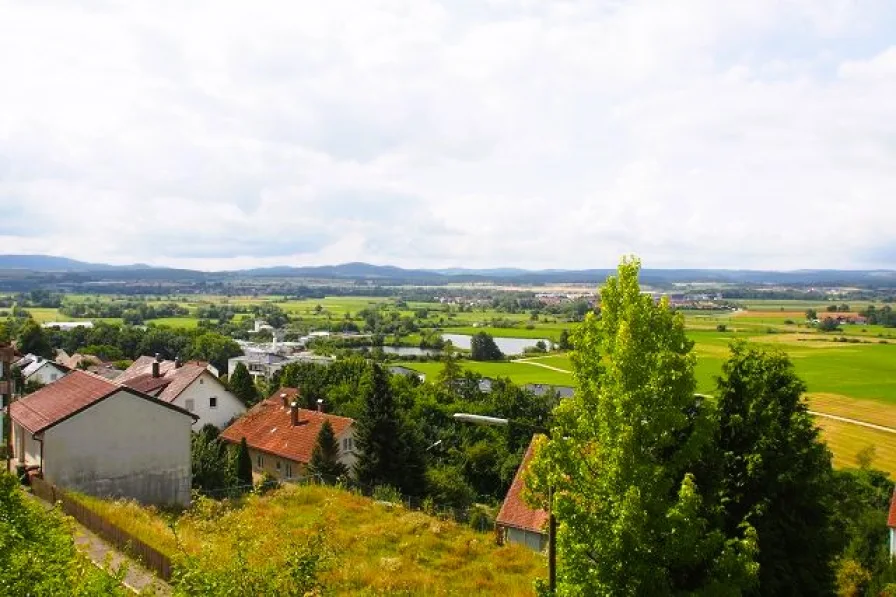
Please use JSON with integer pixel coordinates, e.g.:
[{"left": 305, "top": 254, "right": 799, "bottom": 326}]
[
  {"left": 372, "top": 485, "right": 402, "bottom": 504},
  {"left": 716, "top": 324, "right": 727, "bottom": 332}
]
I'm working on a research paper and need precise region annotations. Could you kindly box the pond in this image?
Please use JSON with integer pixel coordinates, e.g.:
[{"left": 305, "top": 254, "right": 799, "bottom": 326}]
[
  {"left": 441, "top": 333, "right": 551, "bottom": 356},
  {"left": 352, "top": 346, "right": 443, "bottom": 357}
]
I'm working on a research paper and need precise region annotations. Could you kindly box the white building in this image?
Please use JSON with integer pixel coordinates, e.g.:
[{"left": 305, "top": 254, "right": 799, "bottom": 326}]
[
  {"left": 116, "top": 355, "right": 245, "bottom": 429},
  {"left": 15, "top": 354, "right": 69, "bottom": 386},
  {"left": 41, "top": 321, "right": 94, "bottom": 331},
  {"left": 890, "top": 488, "right": 896, "bottom": 558},
  {"left": 9, "top": 370, "right": 196, "bottom": 506},
  {"left": 496, "top": 435, "right": 549, "bottom": 551}
]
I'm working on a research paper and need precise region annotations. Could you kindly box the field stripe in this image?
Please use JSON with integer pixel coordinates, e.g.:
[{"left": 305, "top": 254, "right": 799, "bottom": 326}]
[
  {"left": 807, "top": 411, "right": 896, "bottom": 434},
  {"left": 511, "top": 359, "right": 572, "bottom": 374}
]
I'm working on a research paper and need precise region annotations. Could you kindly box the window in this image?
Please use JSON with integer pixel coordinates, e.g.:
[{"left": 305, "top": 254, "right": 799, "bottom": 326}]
[
  {"left": 185, "top": 398, "right": 195, "bottom": 412},
  {"left": 209, "top": 396, "right": 217, "bottom": 409},
  {"left": 286, "top": 463, "right": 293, "bottom": 478},
  {"left": 199, "top": 378, "right": 204, "bottom": 384},
  {"left": 342, "top": 437, "right": 353, "bottom": 452},
  {"left": 256, "top": 454, "right": 263, "bottom": 468},
  {"left": 276, "top": 460, "right": 281, "bottom": 471}
]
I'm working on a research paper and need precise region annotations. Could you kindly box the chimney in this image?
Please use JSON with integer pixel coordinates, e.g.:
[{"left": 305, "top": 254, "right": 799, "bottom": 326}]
[
  {"left": 316, "top": 398, "right": 324, "bottom": 413},
  {"left": 290, "top": 401, "right": 299, "bottom": 426},
  {"left": 152, "top": 361, "right": 160, "bottom": 378},
  {"left": 280, "top": 392, "right": 288, "bottom": 407},
  {"left": 174, "top": 356, "right": 182, "bottom": 369}
]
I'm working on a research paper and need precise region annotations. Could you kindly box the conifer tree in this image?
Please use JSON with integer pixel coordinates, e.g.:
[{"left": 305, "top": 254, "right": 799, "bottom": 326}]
[
  {"left": 228, "top": 362, "right": 259, "bottom": 407},
  {"left": 308, "top": 421, "right": 348, "bottom": 482},
  {"left": 236, "top": 437, "right": 253, "bottom": 486},
  {"left": 353, "top": 363, "right": 425, "bottom": 495}
]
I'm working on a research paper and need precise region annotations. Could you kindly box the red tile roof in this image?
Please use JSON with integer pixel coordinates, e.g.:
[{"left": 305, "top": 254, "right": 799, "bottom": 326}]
[
  {"left": 220, "top": 388, "right": 354, "bottom": 465},
  {"left": 496, "top": 435, "right": 549, "bottom": 534},
  {"left": 9, "top": 369, "right": 196, "bottom": 435},
  {"left": 118, "top": 357, "right": 208, "bottom": 403},
  {"left": 889, "top": 487, "right": 896, "bottom": 528}
]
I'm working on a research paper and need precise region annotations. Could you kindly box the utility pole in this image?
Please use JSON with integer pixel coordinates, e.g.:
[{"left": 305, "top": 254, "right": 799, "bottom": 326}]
[{"left": 1, "top": 343, "right": 14, "bottom": 473}]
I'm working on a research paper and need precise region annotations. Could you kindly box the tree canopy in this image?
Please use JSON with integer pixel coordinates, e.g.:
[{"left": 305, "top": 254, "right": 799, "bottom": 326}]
[{"left": 470, "top": 332, "right": 503, "bottom": 361}]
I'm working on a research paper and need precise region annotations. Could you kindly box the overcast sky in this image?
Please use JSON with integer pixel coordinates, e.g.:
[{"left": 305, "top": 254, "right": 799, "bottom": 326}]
[{"left": 1, "top": 1, "right": 895, "bottom": 271}]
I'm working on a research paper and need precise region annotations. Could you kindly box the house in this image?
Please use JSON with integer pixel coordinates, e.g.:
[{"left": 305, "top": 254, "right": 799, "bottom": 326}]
[
  {"left": 220, "top": 387, "right": 356, "bottom": 482},
  {"left": 228, "top": 351, "right": 290, "bottom": 380},
  {"left": 388, "top": 365, "right": 425, "bottom": 382},
  {"left": 41, "top": 321, "right": 94, "bottom": 331},
  {"left": 523, "top": 384, "right": 575, "bottom": 399},
  {"left": 496, "top": 435, "right": 548, "bottom": 551},
  {"left": 9, "top": 370, "right": 196, "bottom": 505},
  {"left": 117, "top": 355, "right": 245, "bottom": 429},
  {"left": 15, "top": 354, "right": 69, "bottom": 387},
  {"left": 889, "top": 487, "right": 896, "bottom": 558}
]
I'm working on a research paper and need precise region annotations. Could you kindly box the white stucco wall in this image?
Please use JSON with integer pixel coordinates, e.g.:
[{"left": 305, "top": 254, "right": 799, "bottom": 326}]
[
  {"left": 27, "top": 363, "right": 67, "bottom": 386},
  {"left": 42, "top": 389, "right": 193, "bottom": 506},
  {"left": 12, "top": 421, "right": 42, "bottom": 467},
  {"left": 890, "top": 527, "right": 895, "bottom": 558},
  {"left": 335, "top": 426, "right": 357, "bottom": 472},
  {"left": 170, "top": 371, "right": 245, "bottom": 429}
]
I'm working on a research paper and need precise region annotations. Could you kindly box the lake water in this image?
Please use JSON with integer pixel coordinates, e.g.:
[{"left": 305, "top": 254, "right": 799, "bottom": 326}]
[
  {"left": 354, "top": 346, "right": 443, "bottom": 357},
  {"left": 441, "top": 333, "right": 551, "bottom": 355}
]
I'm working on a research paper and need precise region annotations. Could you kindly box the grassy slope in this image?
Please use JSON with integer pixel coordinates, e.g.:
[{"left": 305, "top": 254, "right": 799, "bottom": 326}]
[{"left": 74, "top": 484, "right": 544, "bottom": 596}]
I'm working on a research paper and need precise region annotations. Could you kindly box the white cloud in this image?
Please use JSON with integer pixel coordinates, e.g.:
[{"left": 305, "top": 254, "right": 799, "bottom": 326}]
[{"left": 1, "top": 0, "right": 895, "bottom": 270}]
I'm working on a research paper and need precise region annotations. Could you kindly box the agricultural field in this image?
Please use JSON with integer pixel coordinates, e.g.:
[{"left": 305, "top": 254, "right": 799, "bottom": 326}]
[{"left": 73, "top": 484, "right": 544, "bottom": 595}]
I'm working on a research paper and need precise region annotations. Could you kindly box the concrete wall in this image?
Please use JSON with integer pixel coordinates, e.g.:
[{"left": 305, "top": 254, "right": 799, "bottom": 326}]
[
  {"left": 172, "top": 371, "right": 244, "bottom": 429},
  {"left": 504, "top": 526, "right": 548, "bottom": 552},
  {"left": 42, "top": 389, "right": 192, "bottom": 506}
]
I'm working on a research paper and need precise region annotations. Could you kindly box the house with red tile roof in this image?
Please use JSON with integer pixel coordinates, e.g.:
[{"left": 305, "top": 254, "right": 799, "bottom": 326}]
[
  {"left": 220, "top": 388, "right": 356, "bottom": 481},
  {"left": 496, "top": 435, "right": 549, "bottom": 551},
  {"left": 117, "top": 355, "right": 245, "bottom": 429},
  {"left": 889, "top": 487, "right": 896, "bottom": 558},
  {"left": 9, "top": 370, "right": 196, "bottom": 506}
]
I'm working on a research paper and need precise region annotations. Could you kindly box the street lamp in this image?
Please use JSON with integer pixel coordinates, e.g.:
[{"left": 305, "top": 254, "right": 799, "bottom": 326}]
[{"left": 453, "top": 412, "right": 557, "bottom": 594}]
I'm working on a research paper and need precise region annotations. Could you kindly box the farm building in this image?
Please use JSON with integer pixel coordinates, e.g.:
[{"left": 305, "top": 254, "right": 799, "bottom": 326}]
[
  {"left": 117, "top": 355, "right": 245, "bottom": 429},
  {"left": 220, "top": 387, "right": 356, "bottom": 482},
  {"left": 9, "top": 370, "right": 196, "bottom": 506},
  {"left": 496, "top": 435, "right": 548, "bottom": 551}
]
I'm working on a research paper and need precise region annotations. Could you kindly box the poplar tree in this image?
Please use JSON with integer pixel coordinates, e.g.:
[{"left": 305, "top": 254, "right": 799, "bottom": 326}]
[
  {"left": 228, "top": 362, "right": 259, "bottom": 406},
  {"left": 235, "top": 437, "right": 253, "bottom": 487},
  {"left": 528, "top": 257, "right": 758, "bottom": 595}
]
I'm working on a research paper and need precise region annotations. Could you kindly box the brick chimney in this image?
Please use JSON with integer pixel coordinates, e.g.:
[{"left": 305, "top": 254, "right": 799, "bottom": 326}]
[{"left": 290, "top": 401, "right": 299, "bottom": 426}]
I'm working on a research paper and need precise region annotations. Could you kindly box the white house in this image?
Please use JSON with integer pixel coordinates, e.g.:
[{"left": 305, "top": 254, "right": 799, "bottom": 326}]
[
  {"left": 220, "top": 387, "right": 356, "bottom": 481},
  {"left": 9, "top": 370, "right": 196, "bottom": 505},
  {"left": 117, "top": 355, "right": 245, "bottom": 429},
  {"left": 889, "top": 488, "right": 896, "bottom": 558},
  {"left": 15, "top": 354, "right": 69, "bottom": 387}
]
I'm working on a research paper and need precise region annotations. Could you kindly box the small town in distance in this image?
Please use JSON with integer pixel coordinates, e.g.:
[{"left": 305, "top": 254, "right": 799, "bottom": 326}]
[
  {"left": 2, "top": 259, "right": 895, "bottom": 595},
  {"left": 4, "top": 2, "right": 896, "bottom": 595}
]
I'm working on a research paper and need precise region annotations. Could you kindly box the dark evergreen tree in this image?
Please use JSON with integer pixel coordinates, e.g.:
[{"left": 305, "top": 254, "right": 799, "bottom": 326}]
[
  {"left": 716, "top": 342, "right": 836, "bottom": 596},
  {"left": 470, "top": 332, "right": 503, "bottom": 361},
  {"left": 191, "top": 425, "right": 231, "bottom": 491},
  {"left": 353, "top": 364, "right": 425, "bottom": 495},
  {"left": 236, "top": 437, "right": 253, "bottom": 486},
  {"left": 308, "top": 421, "right": 348, "bottom": 482},
  {"left": 228, "top": 362, "right": 259, "bottom": 406}
]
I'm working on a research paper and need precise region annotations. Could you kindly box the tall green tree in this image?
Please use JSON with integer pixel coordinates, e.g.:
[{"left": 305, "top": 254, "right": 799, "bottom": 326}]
[
  {"left": 191, "top": 425, "right": 233, "bottom": 492},
  {"left": 470, "top": 332, "right": 503, "bottom": 361},
  {"left": 235, "top": 437, "right": 253, "bottom": 486},
  {"left": 17, "top": 319, "right": 53, "bottom": 358},
  {"left": 228, "top": 362, "right": 259, "bottom": 407},
  {"left": 308, "top": 421, "right": 349, "bottom": 482},
  {"left": 715, "top": 342, "right": 836, "bottom": 596},
  {"left": 187, "top": 332, "right": 243, "bottom": 375},
  {"left": 529, "top": 258, "right": 758, "bottom": 595},
  {"left": 353, "top": 363, "right": 425, "bottom": 495}
]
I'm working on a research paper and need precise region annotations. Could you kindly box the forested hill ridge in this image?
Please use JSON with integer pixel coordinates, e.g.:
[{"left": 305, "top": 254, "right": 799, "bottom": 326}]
[{"left": 1, "top": 254, "right": 895, "bottom": 289}]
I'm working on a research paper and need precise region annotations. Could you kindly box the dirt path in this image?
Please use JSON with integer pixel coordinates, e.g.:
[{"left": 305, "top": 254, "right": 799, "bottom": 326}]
[
  {"left": 24, "top": 491, "right": 171, "bottom": 595},
  {"left": 807, "top": 411, "right": 896, "bottom": 434},
  {"left": 511, "top": 358, "right": 572, "bottom": 373}
]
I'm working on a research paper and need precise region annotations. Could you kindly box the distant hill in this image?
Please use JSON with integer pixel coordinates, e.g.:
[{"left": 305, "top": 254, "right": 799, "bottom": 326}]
[{"left": 0, "top": 254, "right": 894, "bottom": 287}]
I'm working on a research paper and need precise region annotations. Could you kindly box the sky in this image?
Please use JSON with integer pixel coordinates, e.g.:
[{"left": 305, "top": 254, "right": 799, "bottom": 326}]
[{"left": 1, "top": 0, "right": 895, "bottom": 272}]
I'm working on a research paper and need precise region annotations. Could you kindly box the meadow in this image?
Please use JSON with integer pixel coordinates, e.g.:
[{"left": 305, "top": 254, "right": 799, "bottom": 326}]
[{"left": 73, "top": 484, "right": 544, "bottom": 596}]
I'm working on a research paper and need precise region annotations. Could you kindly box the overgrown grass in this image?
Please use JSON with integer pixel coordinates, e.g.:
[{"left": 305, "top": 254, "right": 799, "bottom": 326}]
[{"left": 72, "top": 484, "right": 544, "bottom": 595}]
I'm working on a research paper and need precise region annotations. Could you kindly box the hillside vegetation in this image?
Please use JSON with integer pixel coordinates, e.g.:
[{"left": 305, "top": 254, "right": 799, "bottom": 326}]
[{"left": 74, "top": 483, "right": 544, "bottom": 595}]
